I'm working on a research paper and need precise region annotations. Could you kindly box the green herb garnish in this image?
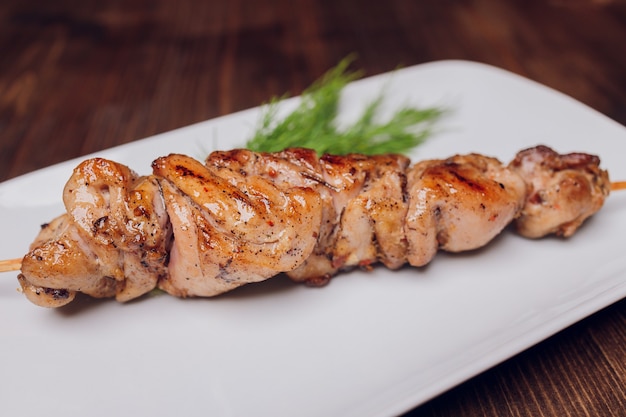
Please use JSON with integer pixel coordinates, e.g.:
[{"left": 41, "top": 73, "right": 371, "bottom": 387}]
[{"left": 245, "top": 57, "right": 444, "bottom": 155}]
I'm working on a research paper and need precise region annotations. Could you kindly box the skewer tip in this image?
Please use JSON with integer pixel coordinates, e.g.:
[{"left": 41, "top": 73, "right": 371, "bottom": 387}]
[
  {"left": 611, "top": 181, "right": 626, "bottom": 192},
  {"left": 0, "top": 258, "right": 22, "bottom": 273}
]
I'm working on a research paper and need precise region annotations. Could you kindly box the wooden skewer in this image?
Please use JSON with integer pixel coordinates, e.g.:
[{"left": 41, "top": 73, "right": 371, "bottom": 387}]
[
  {"left": 0, "top": 258, "right": 22, "bottom": 273},
  {"left": 0, "top": 181, "right": 625, "bottom": 274},
  {"left": 611, "top": 181, "right": 626, "bottom": 191}
]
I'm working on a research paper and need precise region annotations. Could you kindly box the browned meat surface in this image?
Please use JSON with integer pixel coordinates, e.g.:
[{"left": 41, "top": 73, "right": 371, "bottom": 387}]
[
  {"left": 16, "top": 145, "right": 612, "bottom": 308},
  {"left": 405, "top": 153, "right": 527, "bottom": 266},
  {"left": 206, "top": 149, "right": 410, "bottom": 285},
  {"left": 206, "top": 148, "right": 340, "bottom": 285},
  {"left": 20, "top": 158, "right": 171, "bottom": 307},
  {"left": 320, "top": 153, "right": 410, "bottom": 273},
  {"left": 153, "top": 153, "right": 322, "bottom": 297},
  {"left": 509, "top": 145, "right": 610, "bottom": 238}
]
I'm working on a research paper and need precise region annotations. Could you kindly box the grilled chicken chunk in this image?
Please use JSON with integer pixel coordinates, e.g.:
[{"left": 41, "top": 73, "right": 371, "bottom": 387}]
[
  {"left": 206, "top": 149, "right": 410, "bottom": 285},
  {"left": 405, "top": 154, "right": 527, "bottom": 266},
  {"left": 205, "top": 148, "right": 341, "bottom": 285},
  {"left": 20, "top": 158, "right": 171, "bottom": 305},
  {"left": 321, "top": 153, "right": 410, "bottom": 272},
  {"left": 17, "top": 146, "right": 611, "bottom": 308},
  {"left": 153, "top": 153, "right": 322, "bottom": 296},
  {"left": 509, "top": 145, "right": 610, "bottom": 238}
]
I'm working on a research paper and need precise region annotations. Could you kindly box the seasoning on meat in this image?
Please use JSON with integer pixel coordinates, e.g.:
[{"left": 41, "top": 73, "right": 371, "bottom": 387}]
[{"left": 17, "top": 145, "right": 611, "bottom": 308}]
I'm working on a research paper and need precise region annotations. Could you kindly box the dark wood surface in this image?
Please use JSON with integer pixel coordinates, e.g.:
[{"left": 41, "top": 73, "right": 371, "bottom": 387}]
[{"left": 1, "top": 0, "right": 625, "bottom": 415}]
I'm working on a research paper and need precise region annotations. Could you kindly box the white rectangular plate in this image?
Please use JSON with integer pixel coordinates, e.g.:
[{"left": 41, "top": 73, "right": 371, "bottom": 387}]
[{"left": 1, "top": 60, "right": 625, "bottom": 417}]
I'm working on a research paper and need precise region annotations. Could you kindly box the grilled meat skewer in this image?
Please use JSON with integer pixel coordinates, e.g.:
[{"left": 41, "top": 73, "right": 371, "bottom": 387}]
[{"left": 16, "top": 145, "right": 610, "bottom": 308}]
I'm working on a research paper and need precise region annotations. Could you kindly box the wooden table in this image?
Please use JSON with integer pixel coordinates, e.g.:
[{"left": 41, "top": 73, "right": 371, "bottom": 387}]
[{"left": 1, "top": 0, "right": 625, "bottom": 415}]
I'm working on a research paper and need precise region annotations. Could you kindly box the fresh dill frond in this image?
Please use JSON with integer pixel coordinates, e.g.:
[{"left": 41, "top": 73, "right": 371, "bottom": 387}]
[
  {"left": 245, "top": 57, "right": 445, "bottom": 156},
  {"left": 246, "top": 57, "right": 360, "bottom": 153}
]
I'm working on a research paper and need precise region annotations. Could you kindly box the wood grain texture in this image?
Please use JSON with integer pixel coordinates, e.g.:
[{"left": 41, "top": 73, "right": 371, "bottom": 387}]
[{"left": 1, "top": 0, "right": 625, "bottom": 416}]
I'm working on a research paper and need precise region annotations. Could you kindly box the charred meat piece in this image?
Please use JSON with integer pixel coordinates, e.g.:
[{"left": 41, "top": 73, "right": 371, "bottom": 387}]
[
  {"left": 509, "top": 145, "right": 610, "bottom": 238},
  {"left": 405, "top": 153, "right": 527, "bottom": 266}
]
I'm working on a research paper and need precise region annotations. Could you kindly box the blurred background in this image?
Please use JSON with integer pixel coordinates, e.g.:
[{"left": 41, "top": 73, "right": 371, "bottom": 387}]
[
  {"left": 1, "top": 0, "right": 625, "bottom": 416},
  {"left": 3, "top": 0, "right": 626, "bottom": 181}
]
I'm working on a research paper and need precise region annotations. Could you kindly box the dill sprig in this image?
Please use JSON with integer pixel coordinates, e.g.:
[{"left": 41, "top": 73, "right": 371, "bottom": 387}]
[{"left": 245, "top": 58, "right": 444, "bottom": 155}]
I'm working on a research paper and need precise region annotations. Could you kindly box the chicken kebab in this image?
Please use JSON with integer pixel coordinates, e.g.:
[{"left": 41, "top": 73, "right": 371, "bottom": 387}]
[{"left": 14, "top": 145, "right": 611, "bottom": 308}]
